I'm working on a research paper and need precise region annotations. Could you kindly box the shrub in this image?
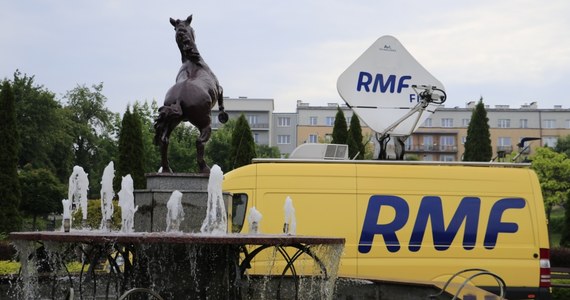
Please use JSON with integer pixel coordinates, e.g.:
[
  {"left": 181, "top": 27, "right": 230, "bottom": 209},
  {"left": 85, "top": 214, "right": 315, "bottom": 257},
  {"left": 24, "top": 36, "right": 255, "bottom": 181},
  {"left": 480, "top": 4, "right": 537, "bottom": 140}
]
[
  {"left": 71, "top": 199, "right": 122, "bottom": 230},
  {"left": 0, "top": 241, "right": 16, "bottom": 260},
  {"left": 551, "top": 247, "right": 570, "bottom": 267}
]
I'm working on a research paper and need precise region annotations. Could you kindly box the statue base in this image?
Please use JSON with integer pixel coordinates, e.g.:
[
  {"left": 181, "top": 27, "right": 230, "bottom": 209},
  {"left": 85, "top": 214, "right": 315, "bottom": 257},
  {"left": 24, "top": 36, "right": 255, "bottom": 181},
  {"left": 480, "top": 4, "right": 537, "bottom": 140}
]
[{"left": 134, "top": 172, "right": 232, "bottom": 233}]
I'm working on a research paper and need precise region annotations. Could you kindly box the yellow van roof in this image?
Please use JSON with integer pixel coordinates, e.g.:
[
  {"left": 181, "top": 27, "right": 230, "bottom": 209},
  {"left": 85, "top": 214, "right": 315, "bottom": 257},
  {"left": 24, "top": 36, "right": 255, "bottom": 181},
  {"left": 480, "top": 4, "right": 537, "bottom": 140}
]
[{"left": 252, "top": 158, "right": 530, "bottom": 168}]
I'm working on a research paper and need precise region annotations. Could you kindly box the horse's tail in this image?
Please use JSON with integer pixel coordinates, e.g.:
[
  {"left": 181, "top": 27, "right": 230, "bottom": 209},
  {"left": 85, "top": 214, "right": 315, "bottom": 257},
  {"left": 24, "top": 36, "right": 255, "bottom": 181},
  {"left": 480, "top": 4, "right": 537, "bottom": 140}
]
[{"left": 153, "top": 100, "right": 183, "bottom": 145}]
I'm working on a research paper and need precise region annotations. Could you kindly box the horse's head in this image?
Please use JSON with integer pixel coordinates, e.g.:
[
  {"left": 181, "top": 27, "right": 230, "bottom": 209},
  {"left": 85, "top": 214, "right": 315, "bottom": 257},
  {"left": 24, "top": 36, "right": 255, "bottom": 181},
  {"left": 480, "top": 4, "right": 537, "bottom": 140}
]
[{"left": 170, "top": 15, "right": 200, "bottom": 62}]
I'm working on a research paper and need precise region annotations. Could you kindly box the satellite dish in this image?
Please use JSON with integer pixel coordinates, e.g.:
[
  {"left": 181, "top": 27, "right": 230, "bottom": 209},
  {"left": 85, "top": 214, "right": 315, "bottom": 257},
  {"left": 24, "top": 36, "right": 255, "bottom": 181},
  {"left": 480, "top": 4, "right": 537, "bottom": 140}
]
[{"left": 337, "top": 35, "right": 445, "bottom": 136}]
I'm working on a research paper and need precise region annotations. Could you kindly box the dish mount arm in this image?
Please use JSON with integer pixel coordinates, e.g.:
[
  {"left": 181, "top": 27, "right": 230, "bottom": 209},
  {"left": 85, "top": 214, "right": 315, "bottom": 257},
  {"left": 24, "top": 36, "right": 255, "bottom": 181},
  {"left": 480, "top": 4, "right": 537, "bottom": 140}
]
[{"left": 375, "top": 85, "right": 446, "bottom": 160}]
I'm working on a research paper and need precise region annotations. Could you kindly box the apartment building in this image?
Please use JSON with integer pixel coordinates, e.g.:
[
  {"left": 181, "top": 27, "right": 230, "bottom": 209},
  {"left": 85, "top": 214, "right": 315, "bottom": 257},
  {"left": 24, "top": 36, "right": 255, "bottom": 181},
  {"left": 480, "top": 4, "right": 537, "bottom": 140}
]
[
  {"left": 215, "top": 97, "right": 570, "bottom": 160},
  {"left": 212, "top": 97, "right": 274, "bottom": 146}
]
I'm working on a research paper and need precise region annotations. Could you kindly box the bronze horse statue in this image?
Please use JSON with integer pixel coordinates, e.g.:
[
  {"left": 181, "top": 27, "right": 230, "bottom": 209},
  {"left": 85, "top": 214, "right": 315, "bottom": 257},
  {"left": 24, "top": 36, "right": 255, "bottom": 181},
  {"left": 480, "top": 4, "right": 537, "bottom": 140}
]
[{"left": 154, "top": 15, "right": 228, "bottom": 174}]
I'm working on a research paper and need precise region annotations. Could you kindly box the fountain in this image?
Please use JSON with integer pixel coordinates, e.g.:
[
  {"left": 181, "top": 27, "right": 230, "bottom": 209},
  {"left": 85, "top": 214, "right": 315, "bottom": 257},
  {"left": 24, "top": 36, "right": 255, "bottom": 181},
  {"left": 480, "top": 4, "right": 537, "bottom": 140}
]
[
  {"left": 283, "top": 196, "right": 297, "bottom": 235},
  {"left": 68, "top": 165, "right": 89, "bottom": 226},
  {"left": 9, "top": 163, "right": 345, "bottom": 299},
  {"left": 118, "top": 174, "right": 137, "bottom": 233},
  {"left": 248, "top": 207, "right": 262, "bottom": 234},
  {"left": 100, "top": 161, "right": 115, "bottom": 231},
  {"left": 200, "top": 165, "right": 227, "bottom": 234},
  {"left": 165, "top": 190, "right": 184, "bottom": 232}
]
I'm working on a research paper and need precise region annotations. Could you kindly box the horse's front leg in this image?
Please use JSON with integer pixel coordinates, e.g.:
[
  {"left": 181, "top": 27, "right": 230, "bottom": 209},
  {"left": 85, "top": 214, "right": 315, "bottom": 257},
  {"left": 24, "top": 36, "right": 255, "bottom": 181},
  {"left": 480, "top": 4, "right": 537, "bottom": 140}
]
[
  {"left": 158, "top": 122, "right": 178, "bottom": 173},
  {"left": 216, "top": 87, "right": 228, "bottom": 124},
  {"left": 160, "top": 138, "right": 172, "bottom": 173},
  {"left": 196, "top": 125, "right": 212, "bottom": 174}
]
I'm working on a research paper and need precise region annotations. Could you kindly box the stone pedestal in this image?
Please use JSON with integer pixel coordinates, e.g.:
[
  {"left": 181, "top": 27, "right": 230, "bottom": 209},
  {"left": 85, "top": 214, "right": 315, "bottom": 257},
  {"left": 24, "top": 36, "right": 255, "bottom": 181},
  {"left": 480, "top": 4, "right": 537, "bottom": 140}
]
[{"left": 134, "top": 173, "right": 232, "bottom": 233}]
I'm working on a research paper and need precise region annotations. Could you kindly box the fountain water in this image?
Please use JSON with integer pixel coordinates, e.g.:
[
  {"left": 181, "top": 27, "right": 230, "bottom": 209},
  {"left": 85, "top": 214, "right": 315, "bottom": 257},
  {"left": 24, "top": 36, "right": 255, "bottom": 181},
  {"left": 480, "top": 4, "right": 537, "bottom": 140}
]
[
  {"left": 166, "top": 190, "right": 184, "bottom": 232},
  {"left": 200, "top": 165, "right": 227, "bottom": 234},
  {"left": 61, "top": 199, "right": 71, "bottom": 232},
  {"left": 118, "top": 174, "right": 138, "bottom": 233},
  {"left": 248, "top": 206, "right": 262, "bottom": 234},
  {"left": 100, "top": 161, "right": 115, "bottom": 231},
  {"left": 68, "top": 165, "right": 89, "bottom": 225},
  {"left": 283, "top": 196, "right": 296, "bottom": 235}
]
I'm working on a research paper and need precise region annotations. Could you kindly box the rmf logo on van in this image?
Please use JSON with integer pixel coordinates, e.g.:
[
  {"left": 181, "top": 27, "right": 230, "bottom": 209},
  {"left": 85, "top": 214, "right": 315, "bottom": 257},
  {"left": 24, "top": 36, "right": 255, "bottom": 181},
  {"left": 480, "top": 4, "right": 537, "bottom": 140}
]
[{"left": 358, "top": 195, "right": 526, "bottom": 253}]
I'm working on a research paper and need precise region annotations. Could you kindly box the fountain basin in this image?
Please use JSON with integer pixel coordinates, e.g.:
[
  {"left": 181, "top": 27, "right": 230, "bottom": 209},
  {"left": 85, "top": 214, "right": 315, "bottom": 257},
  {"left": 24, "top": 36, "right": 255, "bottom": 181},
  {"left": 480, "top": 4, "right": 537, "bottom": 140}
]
[{"left": 10, "top": 231, "right": 344, "bottom": 299}]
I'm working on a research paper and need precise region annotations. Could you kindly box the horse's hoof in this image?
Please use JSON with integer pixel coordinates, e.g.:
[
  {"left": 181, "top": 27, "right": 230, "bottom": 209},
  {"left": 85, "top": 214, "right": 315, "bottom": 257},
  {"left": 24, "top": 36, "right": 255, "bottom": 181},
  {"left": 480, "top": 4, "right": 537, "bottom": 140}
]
[
  {"left": 199, "top": 165, "right": 211, "bottom": 174},
  {"left": 218, "top": 111, "right": 229, "bottom": 124},
  {"left": 159, "top": 166, "right": 173, "bottom": 173}
]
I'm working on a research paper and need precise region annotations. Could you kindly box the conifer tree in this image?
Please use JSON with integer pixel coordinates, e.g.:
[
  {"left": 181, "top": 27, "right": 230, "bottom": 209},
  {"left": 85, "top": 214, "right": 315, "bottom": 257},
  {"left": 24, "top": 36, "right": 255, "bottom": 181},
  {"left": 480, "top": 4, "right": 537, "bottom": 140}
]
[
  {"left": 347, "top": 114, "right": 365, "bottom": 159},
  {"left": 230, "top": 114, "right": 256, "bottom": 170},
  {"left": 116, "top": 107, "right": 145, "bottom": 190},
  {"left": 0, "top": 80, "right": 23, "bottom": 233},
  {"left": 331, "top": 106, "right": 348, "bottom": 145},
  {"left": 463, "top": 98, "right": 492, "bottom": 161}
]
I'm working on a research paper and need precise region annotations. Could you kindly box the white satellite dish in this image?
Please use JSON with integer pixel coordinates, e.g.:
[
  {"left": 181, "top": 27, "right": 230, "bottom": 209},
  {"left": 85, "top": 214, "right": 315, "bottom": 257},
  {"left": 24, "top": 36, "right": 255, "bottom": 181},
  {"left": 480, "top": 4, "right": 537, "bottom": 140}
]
[{"left": 337, "top": 35, "right": 445, "bottom": 136}]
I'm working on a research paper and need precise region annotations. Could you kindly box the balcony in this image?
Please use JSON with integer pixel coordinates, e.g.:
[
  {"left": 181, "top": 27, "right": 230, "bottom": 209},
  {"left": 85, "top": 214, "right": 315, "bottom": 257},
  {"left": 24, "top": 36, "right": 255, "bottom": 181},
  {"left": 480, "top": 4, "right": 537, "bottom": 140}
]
[
  {"left": 407, "top": 144, "right": 458, "bottom": 153},
  {"left": 249, "top": 123, "right": 270, "bottom": 129},
  {"left": 496, "top": 145, "right": 513, "bottom": 153}
]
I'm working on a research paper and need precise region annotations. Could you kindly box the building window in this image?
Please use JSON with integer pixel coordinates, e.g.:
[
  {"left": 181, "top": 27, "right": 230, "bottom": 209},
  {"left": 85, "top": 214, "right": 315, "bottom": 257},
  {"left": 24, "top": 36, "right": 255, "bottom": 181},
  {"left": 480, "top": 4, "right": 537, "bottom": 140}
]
[
  {"left": 423, "top": 118, "right": 432, "bottom": 127},
  {"left": 566, "top": 119, "right": 570, "bottom": 129},
  {"left": 423, "top": 154, "right": 434, "bottom": 161},
  {"left": 441, "top": 118, "right": 453, "bottom": 128},
  {"left": 404, "top": 137, "right": 412, "bottom": 151},
  {"left": 439, "top": 136, "right": 455, "bottom": 151},
  {"left": 543, "top": 136, "right": 558, "bottom": 148},
  {"left": 498, "top": 119, "right": 510, "bottom": 128},
  {"left": 462, "top": 119, "right": 470, "bottom": 127},
  {"left": 325, "top": 116, "right": 335, "bottom": 126},
  {"left": 308, "top": 134, "right": 318, "bottom": 143},
  {"left": 497, "top": 137, "right": 512, "bottom": 153},
  {"left": 440, "top": 155, "right": 455, "bottom": 162},
  {"left": 520, "top": 119, "right": 528, "bottom": 128},
  {"left": 278, "top": 117, "right": 291, "bottom": 127},
  {"left": 423, "top": 135, "right": 434, "bottom": 150},
  {"left": 253, "top": 133, "right": 259, "bottom": 143},
  {"left": 461, "top": 136, "right": 467, "bottom": 144},
  {"left": 543, "top": 119, "right": 556, "bottom": 129},
  {"left": 309, "top": 116, "right": 317, "bottom": 125},
  {"left": 247, "top": 115, "right": 258, "bottom": 125},
  {"left": 277, "top": 135, "right": 290, "bottom": 144},
  {"left": 498, "top": 137, "right": 511, "bottom": 146}
]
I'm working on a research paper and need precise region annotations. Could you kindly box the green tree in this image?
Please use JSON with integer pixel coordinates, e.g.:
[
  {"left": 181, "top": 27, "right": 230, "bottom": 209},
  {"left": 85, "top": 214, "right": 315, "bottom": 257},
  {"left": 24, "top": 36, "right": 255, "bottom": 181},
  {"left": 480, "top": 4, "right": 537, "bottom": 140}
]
[
  {"left": 530, "top": 147, "right": 570, "bottom": 227},
  {"left": 256, "top": 144, "right": 281, "bottom": 158},
  {"left": 63, "top": 83, "right": 118, "bottom": 197},
  {"left": 206, "top": 119, "right": 236, "bottom": 173},
  {"left": 10, "top": 71, "right": 73, "bottom": 182},
  {"left": 463, "top": 98, "right": 492, "bottom": 161},
  {"left": 347, "top": 114, "right": 365, "bottom": 159},
  {"left": 230, "top": 114, "right": 256, "bottom": 170},
  {"left": 133, "top": 100, "right": 160, "bottom": 173},
  {"left": 168, "top": 124, "right": 199, "bottom": 173},
  {"left": 19, "top": 167, "right": 65, "bottom": 231},
  {"left": 0, "top": 80, "right": 23, "bottom": 233},
  {"left": 331, "top": 106, "right": 348, "bottom": 145},
  {"left": 115, "top": 107, "right": 146, "bottom": 190},
  {"left": 555, "top": 135, "right": 570, "bottom": 158}
]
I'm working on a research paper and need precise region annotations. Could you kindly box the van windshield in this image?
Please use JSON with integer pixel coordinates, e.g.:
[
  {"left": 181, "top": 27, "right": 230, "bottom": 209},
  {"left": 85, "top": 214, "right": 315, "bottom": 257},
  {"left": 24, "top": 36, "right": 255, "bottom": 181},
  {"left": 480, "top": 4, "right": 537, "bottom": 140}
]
[{"left": 231, "top": 193, "right": 248, "bottom": 233}]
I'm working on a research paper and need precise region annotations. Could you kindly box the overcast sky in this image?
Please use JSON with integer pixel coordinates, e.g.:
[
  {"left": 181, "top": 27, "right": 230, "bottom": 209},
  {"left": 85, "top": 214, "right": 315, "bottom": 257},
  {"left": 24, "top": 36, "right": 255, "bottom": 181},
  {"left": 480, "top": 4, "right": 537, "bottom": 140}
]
[{"left": 1, "top": 1, "right": 569, "bottom": 114}]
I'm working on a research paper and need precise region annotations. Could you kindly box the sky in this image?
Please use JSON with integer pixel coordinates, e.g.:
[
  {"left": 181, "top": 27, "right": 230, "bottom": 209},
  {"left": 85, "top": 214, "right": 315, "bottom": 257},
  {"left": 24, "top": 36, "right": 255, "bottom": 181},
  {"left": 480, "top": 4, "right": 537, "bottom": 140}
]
[{"left": 1, "top": 0, "right": 569, "bottom": 114}]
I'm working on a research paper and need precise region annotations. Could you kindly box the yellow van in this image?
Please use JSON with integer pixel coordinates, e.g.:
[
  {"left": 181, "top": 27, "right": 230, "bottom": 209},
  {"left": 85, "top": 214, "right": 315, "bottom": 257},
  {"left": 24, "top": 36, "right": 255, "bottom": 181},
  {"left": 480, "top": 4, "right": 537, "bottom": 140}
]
[{"left": 223, "top": 159, "right": 551, "bottom": 300}]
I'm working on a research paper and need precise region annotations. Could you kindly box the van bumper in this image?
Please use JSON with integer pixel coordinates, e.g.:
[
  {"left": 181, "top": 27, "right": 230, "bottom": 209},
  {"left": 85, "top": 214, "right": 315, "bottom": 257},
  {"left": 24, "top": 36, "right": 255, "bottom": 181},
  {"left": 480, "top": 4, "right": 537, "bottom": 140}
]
[{"left": 482, "top": 286, "right": 550, "bottom": 300}]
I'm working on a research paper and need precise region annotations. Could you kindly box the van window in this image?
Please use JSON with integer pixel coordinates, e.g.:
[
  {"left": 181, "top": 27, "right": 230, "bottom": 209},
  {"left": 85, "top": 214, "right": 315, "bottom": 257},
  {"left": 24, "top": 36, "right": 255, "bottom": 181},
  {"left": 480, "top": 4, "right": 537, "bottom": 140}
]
[{"left": 231, "top": 193, "right": 248, "bottom": 233}]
